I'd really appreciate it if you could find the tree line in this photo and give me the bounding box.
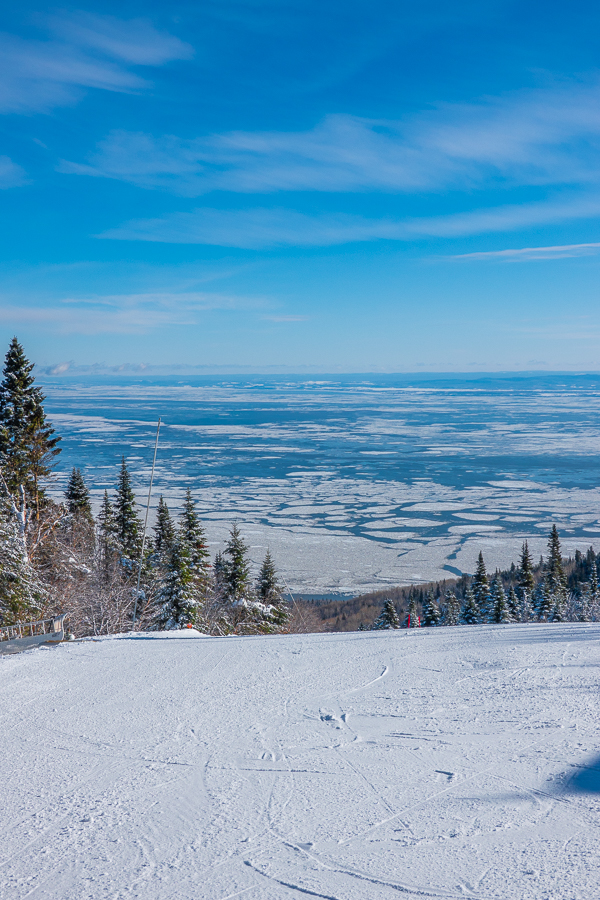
[365,526,600,630]
[0,338,289,636]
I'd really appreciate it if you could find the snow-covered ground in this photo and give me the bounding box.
[2,624,600,899]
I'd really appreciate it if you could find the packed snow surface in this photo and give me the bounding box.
[2,624,600,899]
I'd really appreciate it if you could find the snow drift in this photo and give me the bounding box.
[2,623,599,898]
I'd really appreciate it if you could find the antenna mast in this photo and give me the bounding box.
[132,417,161,629]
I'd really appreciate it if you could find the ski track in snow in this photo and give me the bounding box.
[2,624,600,898]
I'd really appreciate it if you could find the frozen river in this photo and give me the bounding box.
[42,373,600,594]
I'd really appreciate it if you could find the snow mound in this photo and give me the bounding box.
[2,623,600,898]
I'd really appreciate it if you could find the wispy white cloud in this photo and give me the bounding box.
[0,291,261,335]
[60,80,600,194]
[99,194,600,248]
[449,241,600,261]
[99,207,404,248]
[0,155,27,188]
[0,13,192,114]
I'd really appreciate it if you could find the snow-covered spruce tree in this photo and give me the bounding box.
[154,538,198,630]
[0,337,61,518]
[518,541,536,599]
[405,594,419,627]
[578,583,593,623]
[65,467,92,519]
[519,589,534,623]
[422,590,442,627]
[372,598,400,630]
[219,524,278,634]
[256,549,290,631]
[534,580,553,621]
[461,586,479,624]
[113,457,143,567]
[0,489,42,624]
[544,525,567,622]
[178,488,210,574]
[222,523,252,602]
[97,490,118,579]
[584,565,600,620]
[443,591,460,626]
[153,495,175,560]
[472,552,490,618]
[507,586,520,621]
[488,574,512,624]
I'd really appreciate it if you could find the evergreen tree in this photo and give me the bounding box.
[154,538,197,629]
[372,598,400,630]
[64,467,93,522]
[153,495,175,558]
[422,590,442,627]
[519,589,534,623]
[578,584,592,623]
[587,565,600,620]
[97,490,117,580]
[178,488,210,573]
[443,591,460,626]
[256,550,289,630]
[545,525,566,593]
[256,549,281,604]
[518,541,536,598]
[0,491,41,624]
[507,586,519,621]
[544,526,567,621]
[534,580,552,621]
[405,594,419,627]
[461,587,479,624]
[213,550,226,590]
[222,523,252,602]
[0,338,61,516]
[113,457,143,564]
[488,574,512,624]
[472,552,491,617]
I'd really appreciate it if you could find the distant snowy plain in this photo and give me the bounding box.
[3,623,600,898]
[42,375,600,594]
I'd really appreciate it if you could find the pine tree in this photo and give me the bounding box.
[544,525,567,621]
[255,550,289,631]
[153,495,175,558]
[488,574,512,624]
[222,523,252,603]
[0,338,61,516]
[0,491,41,624]
[113,457,143,564]
[256,549,281,604]
[65,467,93,523]
[507,586,520,621]
[443,591,460,626]
[422,591,442,627]
[405,594,419,627]
[178,488,210,573]
[97,490,117,580]
[472,552,490,617]
[461,587,479,624]
[372,598,400,630]
[154,538,197,629]
[519,589,534,623]
[534,580,552,621]
[518,541,536,598]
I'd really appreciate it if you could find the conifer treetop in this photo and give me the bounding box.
[0,337,61,507]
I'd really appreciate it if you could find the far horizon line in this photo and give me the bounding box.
[35,364,600,380]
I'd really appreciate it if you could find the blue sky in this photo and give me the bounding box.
[2,0,600,372]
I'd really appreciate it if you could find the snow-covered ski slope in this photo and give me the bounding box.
[2,624,600,899]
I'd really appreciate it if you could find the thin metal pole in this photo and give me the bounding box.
[132,418,161,628]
